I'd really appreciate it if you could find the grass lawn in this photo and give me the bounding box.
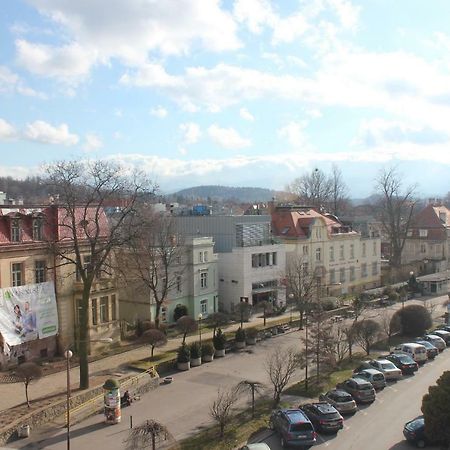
[128,351,177,371]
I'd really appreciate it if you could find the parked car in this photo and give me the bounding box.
[241,444,272,450]
[431,329,450,345]
[394,343,428,364]
[299,402,344,433]
[269,409,317,449]
[403,416,429,448]
[336,378,376,404]
[385,353,418,375]
[421,335,446,352]
[352,368,386,390]
[414,340,439,359]
[369,358,403,381]
[318,390,357,415]
[437,325,450,333]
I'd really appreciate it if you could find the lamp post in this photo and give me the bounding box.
[198,313,203,345]
[288,293,294,324]
[66,337,113,450]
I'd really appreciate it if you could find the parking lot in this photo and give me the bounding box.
[262,343,450,450]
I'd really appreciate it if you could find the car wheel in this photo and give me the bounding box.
[281,436,288,448]
[416,439,426,448]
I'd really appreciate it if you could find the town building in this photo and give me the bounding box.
[172,215,286,313]
[271,205,381,295]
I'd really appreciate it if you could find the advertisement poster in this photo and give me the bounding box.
[0,281,58,346]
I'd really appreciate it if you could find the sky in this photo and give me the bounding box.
[1,0,450,197]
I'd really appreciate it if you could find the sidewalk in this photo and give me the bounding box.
[0,311,293,413]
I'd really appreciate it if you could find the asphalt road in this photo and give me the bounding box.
[263,347,450,450]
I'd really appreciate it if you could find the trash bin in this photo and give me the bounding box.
[18,424,30,438]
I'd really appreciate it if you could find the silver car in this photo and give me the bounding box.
[353,368,386,390]
[319,389,357,414]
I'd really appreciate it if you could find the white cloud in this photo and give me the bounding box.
[239,107,254,121]
[208,124,251,149]
[22,0,240,82]
[0,119,17,139]
[24,120,79,145]
[150,106,168,118]
[179,122,201,145]
[15,39,96,83]
[278,121,309,147]
[0,65,47,98]
[83,133,103,151]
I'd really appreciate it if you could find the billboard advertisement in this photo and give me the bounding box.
[0,281,58,346]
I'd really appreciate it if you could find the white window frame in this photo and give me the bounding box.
[200,272,208,289]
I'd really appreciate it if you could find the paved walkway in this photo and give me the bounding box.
[0,311,292,413]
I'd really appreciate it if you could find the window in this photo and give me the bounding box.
[199,251,204,263]
[361,263,367,278]
[111,295,117,321]
[32,218,43,240]
[252,254,258,268]
[372,262,378,276]
[266,252,271,266]
[339,245,344,260]
[75,298,82,324]
[204,251,208,262]
[176,275,182,292]
[161,307,167,322]
[35,260,46,284]
[302,262,309,275]
[91,298,98,325]
[302,246,308,255]
[200,299,208,314]
[373,241,377,256]
[362,242,366,257]
[419,229,428,237]
[99,296,109,323]
[315,248,321,262]
[350,244,354,259]
[77,255,92,281]
[200,272,208,288]
[330,246,334,262]
[272,252,277,265]
[12,263,23,287]
[420,243,426,253]
[11,219,20,242]
[350,266,355,281]
[329,269,336,283]
[340,268,345,283]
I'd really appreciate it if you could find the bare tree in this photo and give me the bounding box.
[206,312,230,337]
[143,329,167,359]
[122,212,185,329]
[256,300,272,327]
[343,325,356,359]
[330,322,350,364]
[16,362,43,407]
[265,348,301,406]
[285,256,315,330]
[350,295,367,324]
[329,164,349,216]
[236,380,265,419]
[352,319,381,355]
[288,168,333,209]
[176,316,198,345]
[210,387,238,438]
[45,160,152,389]
[374,167,416,269]
[380,309,401,347]
[124,419,176,450]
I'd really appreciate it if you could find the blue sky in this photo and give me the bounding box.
[1,0,450,197]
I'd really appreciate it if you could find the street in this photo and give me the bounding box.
[263,345,450,450]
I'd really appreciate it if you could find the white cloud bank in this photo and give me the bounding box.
[0,119,17,139]
[24,120,79,145]
[208,124,251,149]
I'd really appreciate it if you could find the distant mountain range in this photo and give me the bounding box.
[172,185,282,203]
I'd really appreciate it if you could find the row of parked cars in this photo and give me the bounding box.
[266,325,450,449]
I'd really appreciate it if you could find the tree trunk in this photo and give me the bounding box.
[299,310,304,330]
[251,388,255,419]
[154,301,161,330]
[25,381,30,407]
[151,345,155,358]
[79,284,91,390]
[263,307,266,327]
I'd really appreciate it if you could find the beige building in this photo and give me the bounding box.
[271,205,381,296]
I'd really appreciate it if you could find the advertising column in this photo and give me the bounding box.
[103,378,121,424]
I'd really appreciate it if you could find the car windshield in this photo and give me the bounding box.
[381,362,396,370]
[407,417,424,431]
[373,374,384,380]
[290,422,313,432]
[358,384,372,390]
[395,355,414,363]
[337,394,353,402]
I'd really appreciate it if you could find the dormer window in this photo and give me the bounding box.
[11,219,21,242]
[33,218,43,241]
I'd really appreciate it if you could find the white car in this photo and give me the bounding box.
[423,334,446,351]
[370,359,402,380]
[241,443,272,450]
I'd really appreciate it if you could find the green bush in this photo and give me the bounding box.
[213,328,227,350]
[392,304,432,336]
[177,344,190,363]
[235,327,246,342]
[201,342,215,356]
[189,341,202,359]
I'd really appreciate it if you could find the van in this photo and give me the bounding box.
[395,343,427,364]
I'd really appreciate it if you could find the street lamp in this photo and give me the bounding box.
[66,337,113,450]
[288,293,294,324]
[198,313,203,345]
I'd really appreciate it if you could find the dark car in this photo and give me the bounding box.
[269,409,317,448]
[299,402,344,433]
[403,416,428,448]
[385,353,419,375]
[415,340,439,359]
[318,390,357,415]
[336,378,376,404]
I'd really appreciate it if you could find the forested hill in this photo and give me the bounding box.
[0,176,48,202]
[173,185,280,202]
